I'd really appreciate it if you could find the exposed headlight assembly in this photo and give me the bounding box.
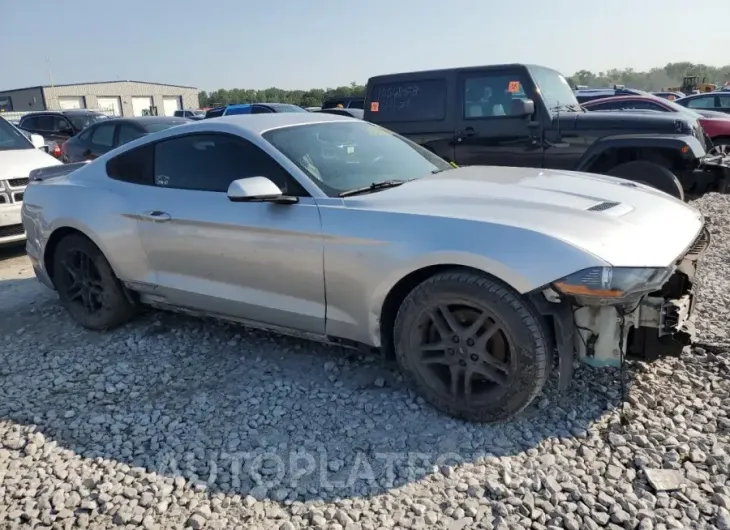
[552,266,673,306]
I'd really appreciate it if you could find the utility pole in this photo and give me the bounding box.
[45,56,54,88]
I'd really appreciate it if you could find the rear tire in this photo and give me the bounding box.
[51,234,138,330]
[606,160,685,201]
[392,270,550,423]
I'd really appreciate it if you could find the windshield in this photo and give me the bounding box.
[268,104,309,113]
[263,121,452,197]
[67,113,108,130]
[528,66,581,112]
[0,117,33,151]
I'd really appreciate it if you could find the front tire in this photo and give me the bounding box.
[51,234,138,330]
[606,160,685,201]
[708,137,730,157]
[393,270,550,423]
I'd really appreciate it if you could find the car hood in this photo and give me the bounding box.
[557,111,691,133]
[344,166,703,267]
[0,148,62,179]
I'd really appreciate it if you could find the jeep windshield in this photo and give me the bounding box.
[529,66,582,114]
[0,117,33,151]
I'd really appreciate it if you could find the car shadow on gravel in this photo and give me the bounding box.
[0,298,638,504]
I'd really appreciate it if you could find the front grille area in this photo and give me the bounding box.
[0,224,24,238]
[13,192,24,203]
[0,194,6,204]
[588,201,620,212]
[8,177,29,187]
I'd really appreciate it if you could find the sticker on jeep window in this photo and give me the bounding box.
[507,81,521,93]
[370,102,380,112]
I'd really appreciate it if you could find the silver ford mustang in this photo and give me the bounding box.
[21,113,710,423]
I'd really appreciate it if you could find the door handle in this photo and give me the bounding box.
[141,211,171,222]
[456,127,477,140]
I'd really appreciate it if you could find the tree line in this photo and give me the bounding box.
[197,62,730,108]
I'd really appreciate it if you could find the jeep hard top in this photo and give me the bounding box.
[364,63,730,199]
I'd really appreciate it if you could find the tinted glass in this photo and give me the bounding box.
[106,144,154,184]
[205,108,225,118]
[463,74,530,118]
[90,123,115,147]
[719,95,730,108]
[117,124,146,145]
[266,104,309,113]
[263,121,452,197]
[33,116,54,131]
[0,118,33,150]
[20,116,39,129]
[252,106,274,114]
[348,99,364,109]
[141,120,188,133]
[153,133,303,194]
[686,96,716,109]
[225,106,251,115]
[53,116,73,133]
[67,113,107,130]
[368,79,447,122]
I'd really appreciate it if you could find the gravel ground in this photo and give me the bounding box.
[1,195,730,530]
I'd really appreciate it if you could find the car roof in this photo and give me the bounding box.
[678,92,727,100]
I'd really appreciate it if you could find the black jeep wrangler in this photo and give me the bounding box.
[363,64,730,200]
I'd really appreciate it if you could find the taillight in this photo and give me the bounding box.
[55,143,64,158]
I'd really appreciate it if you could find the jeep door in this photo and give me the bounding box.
[453,68,542,168]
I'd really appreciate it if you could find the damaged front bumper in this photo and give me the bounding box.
[684,152,730,195]
[532,224,710,381]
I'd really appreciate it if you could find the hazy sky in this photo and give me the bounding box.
[4,0,729,92]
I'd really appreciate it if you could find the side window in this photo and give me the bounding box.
[686,96,716,109]
[251,105,274,114]
[348,99,364,109]
[90,123,115,147]
[117,124,145,146]
[20,116,38,129]
[463,74,529,118]
[33,116,54,131]
[77,128,93,141]
[205,108,225,118]
[589,101,622,111]
[153,134,306,195]
[719,95,730,109]
[52,116,73,133]
[369,79,447,122]
[106,144,154,185]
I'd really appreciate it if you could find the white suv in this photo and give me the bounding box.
[0,117,62,246]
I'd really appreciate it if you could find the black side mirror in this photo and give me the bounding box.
[512,98,535,117]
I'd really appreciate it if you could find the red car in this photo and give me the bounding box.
[581,95,730,157]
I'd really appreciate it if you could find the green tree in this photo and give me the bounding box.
[198,63,730,107]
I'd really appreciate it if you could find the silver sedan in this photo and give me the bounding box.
[21,113,709,422]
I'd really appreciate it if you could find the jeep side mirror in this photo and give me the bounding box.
[512,98,535,117]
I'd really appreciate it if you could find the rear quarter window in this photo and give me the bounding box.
[368,79,447,123]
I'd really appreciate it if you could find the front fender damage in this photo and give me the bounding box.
[530,225,707,389]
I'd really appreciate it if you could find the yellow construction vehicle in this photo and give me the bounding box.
[668,75,716,94]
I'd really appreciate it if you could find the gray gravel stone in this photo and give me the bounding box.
[1,193,730,529]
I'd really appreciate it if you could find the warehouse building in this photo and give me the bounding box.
[0,80,199,117]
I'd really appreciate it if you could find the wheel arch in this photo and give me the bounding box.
[575,135,701,174]
[44,223,113,281]
[376,261,529,358]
